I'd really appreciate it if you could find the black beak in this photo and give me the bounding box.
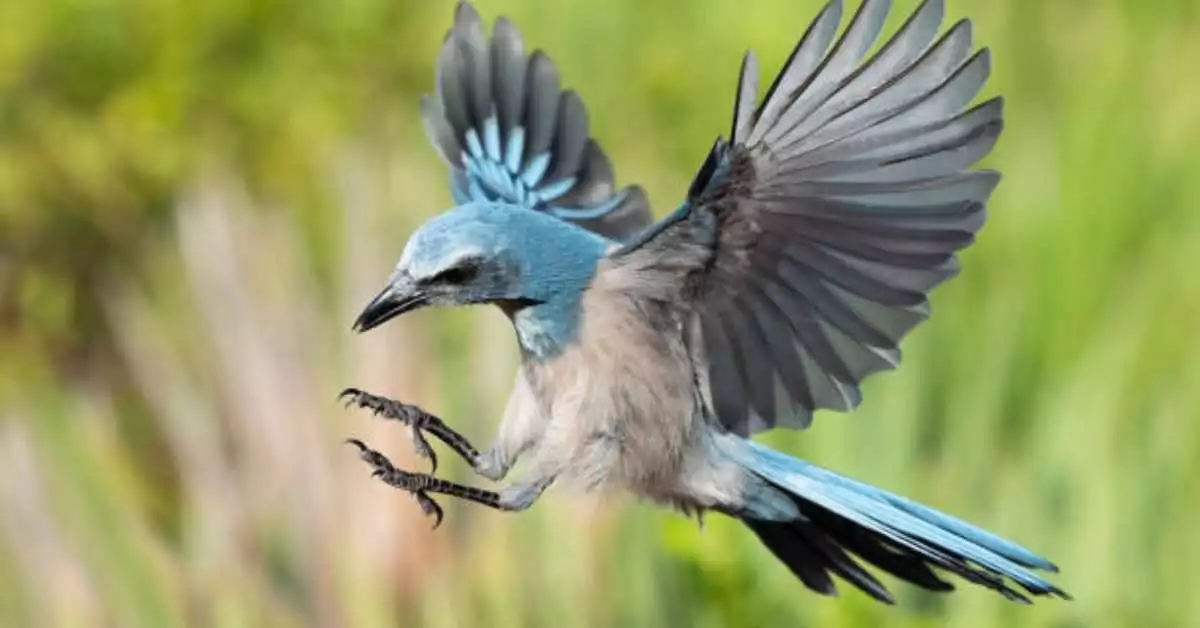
[352,277,427,333]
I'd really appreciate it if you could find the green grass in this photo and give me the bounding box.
[2,0,1199,626]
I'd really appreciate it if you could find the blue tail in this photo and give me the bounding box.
[723,439,1068,604]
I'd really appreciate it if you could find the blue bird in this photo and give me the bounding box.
[342,0,1068,604]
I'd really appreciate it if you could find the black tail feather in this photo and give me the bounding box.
[746,518,896,604]
[808,507,955,593]
[743,496,1062,604]
[746,519,839,597]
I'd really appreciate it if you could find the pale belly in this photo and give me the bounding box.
[526,387,748,513]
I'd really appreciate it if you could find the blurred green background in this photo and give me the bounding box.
[2,0,1198,626]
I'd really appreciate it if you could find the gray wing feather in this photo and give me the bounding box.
[422,2,653,240]
[421,94,461,165]
[786,18,975,154]
[746,0,843,146]
[726,297,778,425]
[764,0,891,146]
[490,18,526,133]
[703,313,747,426]
[453,3,492,126]
[547,90,589,185]
[557,140,613,206]
[437,32,472,140]
[522,52,560,168]
[774,0,946,148]
[618,0,1000,435]
[731,52,760,144]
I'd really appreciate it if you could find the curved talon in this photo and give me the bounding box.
[346,438,395,472]
[411,426,438,473]
[338,388,362,407]
[414,491,445,529]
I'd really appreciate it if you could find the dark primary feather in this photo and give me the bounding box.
[422,2,653,240]
[615,0,1002,435]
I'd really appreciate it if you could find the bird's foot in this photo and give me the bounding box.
[346,438,503,527]
[346,438,446,527]
[339,387,480,473]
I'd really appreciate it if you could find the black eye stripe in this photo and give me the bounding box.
[430,257,483,285]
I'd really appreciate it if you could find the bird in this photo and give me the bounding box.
[341,0,1069,605]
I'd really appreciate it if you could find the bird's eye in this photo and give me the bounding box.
[430,257,482,285]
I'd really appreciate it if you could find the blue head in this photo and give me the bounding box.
[353,202,609,356]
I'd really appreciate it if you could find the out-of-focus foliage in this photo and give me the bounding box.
[2,0,1198,626]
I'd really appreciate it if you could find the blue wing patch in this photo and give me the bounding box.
[424,3,652,240]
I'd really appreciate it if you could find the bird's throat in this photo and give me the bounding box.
[504,295,584,362]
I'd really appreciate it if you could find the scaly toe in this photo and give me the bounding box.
[345,438,394,472]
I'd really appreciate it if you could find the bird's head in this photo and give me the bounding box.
[352,202,608,332]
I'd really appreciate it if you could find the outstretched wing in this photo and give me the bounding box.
[615,0,1001,435]
[422,2,653,239]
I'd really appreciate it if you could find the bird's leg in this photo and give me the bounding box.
[347,439,552,527]
[496,474,555,512]
[471,445,520,482]
[339,388,480,473]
